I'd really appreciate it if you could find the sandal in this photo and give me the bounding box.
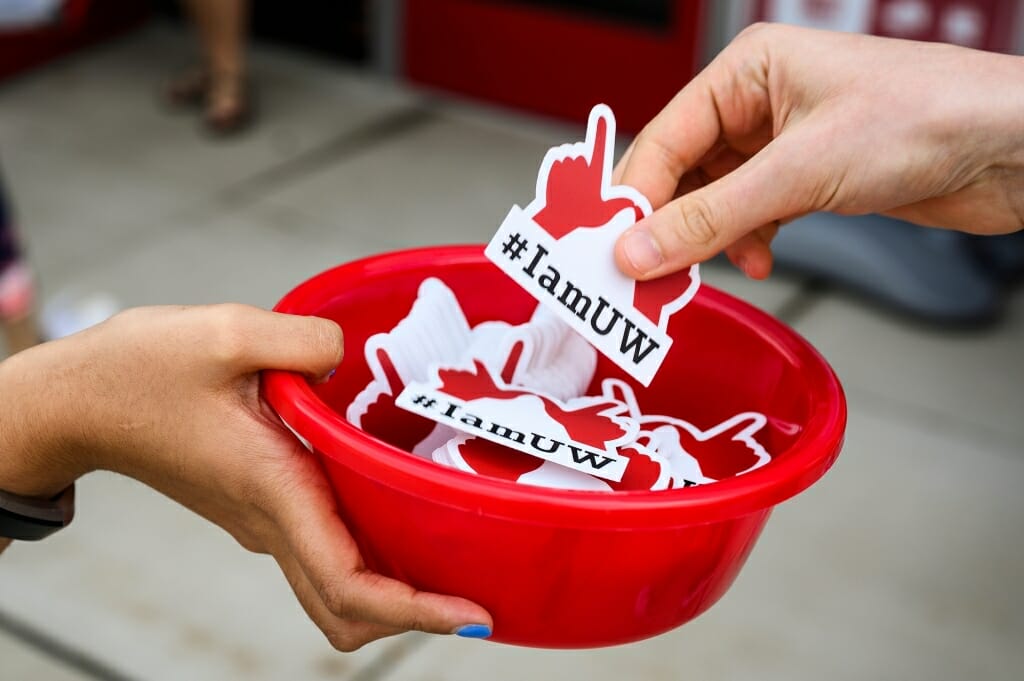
[203,70,254,136]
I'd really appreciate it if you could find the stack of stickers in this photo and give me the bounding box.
[346,104,773,492]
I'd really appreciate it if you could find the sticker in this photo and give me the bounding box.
[397,359,636,482]
[348,278,602,459]
[433,425,670,492]
[603,378,773,486]
[348,270,770,493]
[642,425,718,488]
[485,103,700,386]
[346,278,472,456]
[593,380,672,491]
[606,442,671,491]
[497,304,597,402]
[640,412,773,482]
[437,433,613,491]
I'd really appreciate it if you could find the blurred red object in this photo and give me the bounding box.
[0,0,148,82]
[401,0,706,134]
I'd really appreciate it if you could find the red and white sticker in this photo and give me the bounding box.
[397,359,636,482]
[485,103,700,386]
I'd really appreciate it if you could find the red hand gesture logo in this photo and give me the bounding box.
[632,269,697,326]
[532,110,641,239]
[437,360,630,450]
[606,444,669,492]
[455,437,544,482]
[643,413,772,481]
[522,105,701,332]
[359,348,438,452]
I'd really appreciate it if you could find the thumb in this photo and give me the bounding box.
[235,308,344,380]
[615,139,813,279]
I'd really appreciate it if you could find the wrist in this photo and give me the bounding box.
[0,344,89,498]
[931,48,1024,230]
[980,54,1024,170]
[983,53,1024,229]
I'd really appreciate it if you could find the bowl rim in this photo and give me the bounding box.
[263,245,847,526]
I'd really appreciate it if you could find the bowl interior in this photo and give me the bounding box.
[269,246,844,521]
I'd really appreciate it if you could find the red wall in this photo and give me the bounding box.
[402,0,706,133]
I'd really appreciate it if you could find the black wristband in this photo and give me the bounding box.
[0,484,75,541]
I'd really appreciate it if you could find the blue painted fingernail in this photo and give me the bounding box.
[454,624,492,639]
[326,368,336,380]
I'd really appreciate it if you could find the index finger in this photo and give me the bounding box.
[587,109,615,185]
[273,472,493,636]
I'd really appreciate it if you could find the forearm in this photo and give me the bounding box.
[874,42,1024,233]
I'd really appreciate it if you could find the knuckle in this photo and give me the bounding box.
[208,303,256,364]
[244,479,281,520]
[233,529,269,555]
[319,576,356,620]
[104,306,157,336]
[397,591,440,634]
[736,21,772,42]
[674,197,720,247]
[392,602,429,633]
[325,628,364,653]
[403,614,429,634]
[108,306,143,325]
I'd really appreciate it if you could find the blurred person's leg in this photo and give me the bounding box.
[0,170,41,356]
[184,0,251,134]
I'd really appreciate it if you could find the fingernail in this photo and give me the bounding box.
[454,624,492,639]
[622,226,664,275]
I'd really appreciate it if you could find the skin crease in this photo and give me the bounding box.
[0,305,491,651]
[612,24,1024,282]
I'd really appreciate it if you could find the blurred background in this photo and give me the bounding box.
[0,1,1022,679]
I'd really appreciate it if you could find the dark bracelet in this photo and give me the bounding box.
[0,484,75,541]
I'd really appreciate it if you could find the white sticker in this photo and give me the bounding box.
[346,278,473,457]
[397,359,636,482]
[485,103,700,386]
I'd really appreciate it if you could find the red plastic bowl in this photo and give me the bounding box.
[263,245,846,648]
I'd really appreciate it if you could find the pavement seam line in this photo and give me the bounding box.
[217,106,438,207]
[0,607,140,681]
